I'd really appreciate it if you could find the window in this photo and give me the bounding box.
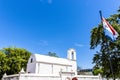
[30,58,33,63]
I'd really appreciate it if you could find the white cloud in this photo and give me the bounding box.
[75,43,84,47]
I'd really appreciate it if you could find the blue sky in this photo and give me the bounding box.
[0,0,120,69]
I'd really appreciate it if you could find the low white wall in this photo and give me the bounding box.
[2,73,102,80]
[19,74,61,80]
[2,74,61,80]
[76,75,101,80]
[2,74,19,80]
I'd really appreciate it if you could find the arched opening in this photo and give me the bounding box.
[72,51,74,60]
[30,58,33,63]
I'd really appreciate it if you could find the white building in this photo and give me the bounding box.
[2,48,101,80]
[27,48,77,76]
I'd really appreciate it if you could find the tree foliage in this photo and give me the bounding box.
[0,51,9,79]
[92,66,103,75]
[90,8,120,79]
[0,47,31,79]
[47,52,59,57]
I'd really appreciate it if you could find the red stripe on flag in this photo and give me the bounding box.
[102,18,116,35]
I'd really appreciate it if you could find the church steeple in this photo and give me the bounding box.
[67,48,76,60]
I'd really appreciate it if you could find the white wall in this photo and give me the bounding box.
[37,63,52,75]
[70,60,77,75]
[51,64,72,75]
[27,61,75,75]
[53,65,61,75]
[36,62,72,76]
[27,63,36,73]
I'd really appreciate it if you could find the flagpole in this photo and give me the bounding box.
[99,10,102,22]
[99,10,115,80]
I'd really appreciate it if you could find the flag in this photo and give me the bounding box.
[102,17,119,41]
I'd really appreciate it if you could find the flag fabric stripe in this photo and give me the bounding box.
[106,20,115,35]
[102,18,116,35]
[102,17,119,41]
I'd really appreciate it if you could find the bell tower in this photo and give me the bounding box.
[67,48,76,60]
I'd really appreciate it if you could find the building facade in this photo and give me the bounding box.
[26,48,77,76]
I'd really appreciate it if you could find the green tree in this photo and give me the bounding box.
[1,47,31,75]
[92,66,103,75]
[0,51,9,79]
[90,8,120,79]
[47,52,59,57]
